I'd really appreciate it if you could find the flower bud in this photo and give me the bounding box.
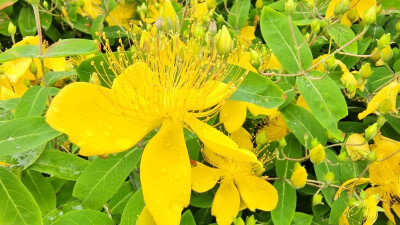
[377,116,386,128]
[324,171,335,185]
[217,25,232,56]
[396,21,400,34]
[29,62,37,75]
[381,46,393,62]
[291,162,307,189]
[193,24,205,41]
[304,0,313,8]
[209,21,217,35]
[367,150,376,162]
[256,131,268,146]
[155,17,164,31]
[378,34,391,50]
[360,63,372,79]
[362,6,376,26]
[285,0,296,15]
[370,48,381,62]
[334,0,349,16]
[346,133,369,161]
[8,22,16,36]
[313,194,323,205]
[378,98,392,114]
[325,55,336,70]
[376,5,382,14]
[250,49,261,69]
[43,0,49,9]
[311,20,320,34]
[337,151,347,162]
[245,215,256,225]
[205,0,216,9]
[233,218,245,225]
[347,8,357,22]
[309,144,325,164]
[365,123,378,141]
[24,79,31,88]
[255,0,263,9]
[279,137,287,149]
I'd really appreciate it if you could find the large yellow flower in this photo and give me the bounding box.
[46,33,258,225]
[191,148,278,225]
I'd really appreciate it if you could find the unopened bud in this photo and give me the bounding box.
[29,62,37,75]
[291,162,307,189]
[377,116,386,128]
[378,34,391,50]
[245,215,256,225]
[367,150,377,162]
[325,55,336,70]
[313,194,323,205]
[256,131,268,146]
[155,17,164,31]
[233,218,245,225]
[360,63,372,79]
[43,0,49,9]
[347,8,357,22]
[309,144,326,164]
[24,79,31,88]
[334,0,349,16]
[365,123,378,141]
[217,25,232,56]
[311,20,320,34]
[279,137,287,148]
[8,22,16,36]
[337,151,347,162]
[362,6,376,26]
[370,48,381,62]
[285,0,296,15]
[376,5,382,14]
[250,49,261,68]
[346,133,369,161]
[324,171,335,185]
[205,0,216,9]
[396,21,400,34]
[347,81,357,94]
[208,21,217,34]
[255,0,263,9]
[304,0,313,8]
[381,46,393,62]
[194,24,205,41]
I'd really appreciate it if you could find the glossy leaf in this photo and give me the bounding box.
[44,39,97,58]
[45,70,77,86]
[296,72,347,141]
[329,192,348,224]
[291,212,313,225]
[120,188,145,225]
[52,209,114,225]
[180,210,196,225]
[0,45,39,63]
[73,148,142,209]
[18,6,36,37]
[327,23,357,54]
[276,134,302,178]
[228,0,251,30]
[0,166,42,225]
[108,181,135,214]
[260,7,313,74]
[271,180,296,225]
[0,117,60,156]
[15,86,49,118]
[29,149,89,180]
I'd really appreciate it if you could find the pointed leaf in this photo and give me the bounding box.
[120,189,145,225]
[228,0,251,30]
[327,23,357,54]
[44,39,97,58]
[271,180,296,225]
[52,209,114,225]
[15,86,49,118]
[276,134,302,178]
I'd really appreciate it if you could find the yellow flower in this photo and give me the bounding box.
[240,26,256,46]
[325,0,376,26]
[345,133,370,161]
[230,127,254,150]
[46,33,258,225]
[291,162,307,189]
[309,144,326,164]
[191,148,278,225]
[256,112,289,142]
[358,81,400,119]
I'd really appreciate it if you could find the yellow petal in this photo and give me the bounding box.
[13,36,39,46]
[3,58,32,83]
[44,57,66,71]
[188,81,230,111]
[220,100,247,133]
[235,175,278,211]
[296,95,310,111]
[263,53,282,70]
[46,82,161,156]
[356,0,376,18]
[230,127,253,150]
[137,206,157,225]
[0,161,10,167]
[246,103,278,117]
[191,162,221,193]
[140,118,191,225]
[212,179,240,225]
[358,81,400,119]
[325,0,341,19]
[257,113,289,142]
[240,26,256,43]
[391,204,400,223]
[185,117,257,162]
[0,86,18,100]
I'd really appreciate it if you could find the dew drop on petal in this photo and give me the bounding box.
[170,202,182,213]
[53,107,59,113]
[113,137,133,150]
[174,173,180,179]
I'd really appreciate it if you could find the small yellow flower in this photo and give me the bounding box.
[46,32,258,225]
[345,133,370,161]
[358,81,400,119]
[256,112,289,142]
[309,144,326,164]
[291,162,307,189]
[191,148,278,225]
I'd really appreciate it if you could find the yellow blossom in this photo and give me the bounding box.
[325,0,376,26]
[309,144,326,164]
[256,112,289,142]
[191,148,278,225]
[46,32,258,225]
[358,81,400,119]
[240,26,256,46]
[345,133,370,160]
[230,127,254,150]
[291,162,307,189]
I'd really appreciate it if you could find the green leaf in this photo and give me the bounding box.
[271,180,296,225]
[0,98,20,110]
[329,192,349,224]
[276,134,302,178]
[44,39,97,58]
[230,68,285,108]
[365,67,392,93]
[296,72,347,141]
[73,148,142,209]
[228,0,251,31]
[15,86,49,118]
[18,6,37,37]
[108,181,135,214]
[0,166,42,225]
[29,149,89,180]
[21,170,56,214]
[0,0,17,10]
[120,189,145,225]
[180,210,196,225]
[314,149,341,206]
[91,15,106,41]
[291,212,313,225]
[76,53,117,85]
[0,117,60,156]
[327,23,357,54]
[190,190,214,208]
[52,209,114,225]
[4,144,45,171]
[260,7,313,74]
[386,114,400,134]
[0,45,39,63]
[340,158,368,183]
[45,70,77,86]
[39,10,52,31]
[281,103,327,147]
[339,38,371,68]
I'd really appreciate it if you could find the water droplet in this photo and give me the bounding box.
[170,202,182,213]
[85,130,93,137]
[15,145,20,149]
[113,137,133,150]
[53,107,59,113]
[7,137,13,141]
[104,131,110,136]
[77,140,86,146]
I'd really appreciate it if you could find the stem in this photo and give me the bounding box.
[32,4,49,88]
